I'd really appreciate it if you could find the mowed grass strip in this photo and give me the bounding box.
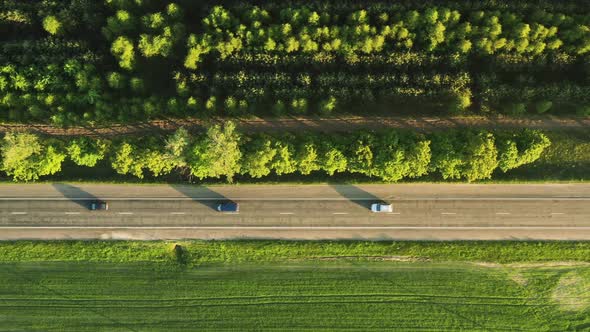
[2,262,588,331]
[1,240,590,264]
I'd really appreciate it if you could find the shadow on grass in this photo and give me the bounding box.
[170,184,228,211]
[328,184,383,210]
[52,183,98,210]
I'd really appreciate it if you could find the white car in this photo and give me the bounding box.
[371,203,393,213]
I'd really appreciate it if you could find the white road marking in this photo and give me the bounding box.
[65,212,80,215]
[388,212,401,215]
[441,212,456,215]
[118,212,133,215]
[3,226,590,230]
[496,212,510,215]
[551,212,565,215]
[333,212,349,215]
[279,212,294,215]
[10,212,27,215]
[170,212,186,215]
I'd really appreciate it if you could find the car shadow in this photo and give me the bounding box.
[329,184,383,210]
[170,184,228,211]
[52,183,99,210]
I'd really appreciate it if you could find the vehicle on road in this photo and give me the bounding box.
[371,202,392,213]
[89,201,109,211]
[217,201,239,212]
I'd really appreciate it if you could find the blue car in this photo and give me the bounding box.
[216,201,239,212]
[90,201,109,211]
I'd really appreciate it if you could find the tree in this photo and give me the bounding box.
[0,132,65,181]
[111,36,135,70]
[270,139,297,175]
[319,96,337,115]
[461,132,498,182]
[241,136,277,178]
[67,137,108,167]
[296,140,320,175]
[164,127,191,168]
[111,141,145,178]
[497,130,550,172]
[107,72,126,89]
[430,132,464,180]
[320,142,347,175]
[348,133,374,176]
[449,90,472,113]
[188,121,242,181]
[43,16,62,35]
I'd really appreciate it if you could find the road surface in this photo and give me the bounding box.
[0,183,589,240]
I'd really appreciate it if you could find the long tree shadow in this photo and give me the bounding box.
[170,184,228,211]
[329,184,383,210]
[52,183,98,210]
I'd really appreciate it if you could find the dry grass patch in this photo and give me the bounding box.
[552,271,590,311]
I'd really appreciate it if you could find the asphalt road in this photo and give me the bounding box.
[1,183,589,240]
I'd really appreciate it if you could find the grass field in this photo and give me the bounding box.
[1,261,589,331]
[2,241,590,264]
[1,241,590,330]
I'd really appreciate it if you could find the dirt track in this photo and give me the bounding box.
[0,115,589,137]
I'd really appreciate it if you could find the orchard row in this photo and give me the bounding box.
[1,1,589,124]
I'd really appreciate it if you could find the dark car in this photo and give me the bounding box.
[89,201,109,211]
[216,201,239,212]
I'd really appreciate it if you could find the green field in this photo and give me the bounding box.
[1,241,590,330]
[1,261,589,331]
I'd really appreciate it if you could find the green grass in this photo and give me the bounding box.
[2,241,590,330]
[1,241,590,264]
[1,261,589,331]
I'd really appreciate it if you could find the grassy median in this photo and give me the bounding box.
[1,241,590,330]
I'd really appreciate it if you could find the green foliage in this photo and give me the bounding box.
[67,137,108,167]
[107,72,126,89]
[164,127,191,168]
[535,100,553,114]
[461,132,498,181]
[111,141,145,178]
[320,143,347,176]
[504,102,527,116]
[497,130,551,172]
[188,121,242,181]
[111,36,135,70]
[241,136,277,178]
[2,1,590,124]
[42,16,62,35]
[0,132,65,181]
[296,140,320,175]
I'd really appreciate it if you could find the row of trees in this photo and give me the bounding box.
[184,5,590,70]
[0,123,551,182]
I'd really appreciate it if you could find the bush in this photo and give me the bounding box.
[535,100,553,114]
[505,103,527,116]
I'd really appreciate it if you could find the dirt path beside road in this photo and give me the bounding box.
[0,115,588,137]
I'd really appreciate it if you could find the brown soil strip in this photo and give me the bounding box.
[0,115,588,137]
